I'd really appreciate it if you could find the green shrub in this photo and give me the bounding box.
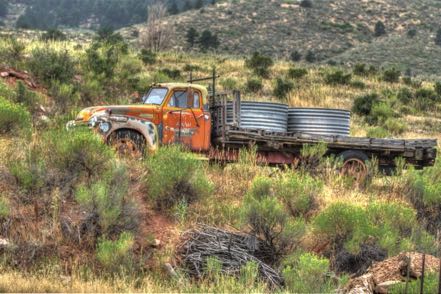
[368,102,394,124]
[245,52,274,78]
[14,81,41,111]
[198,30,219,51]
[407,28,417,38]
[85,37,128,81]
[0,37,26,68]
[382,68,401,83]
[353,63,368,76]
[389,273,439,294]
[113,55,143,93]
[144,145,212,210]
[76,164,129,233]
[283,253,335,293]
[374,21,386,37]
[350,80,366,89]
[287,67,308,79]
[49,82,79,113]
[44,129,114,179]
[397,87,414,104]
[27,47,76,86]
[274,172,322,218]
[290,50,302,62]
[407,159,441,206]
[96,232,134,269]
[434,81,441,96]
[324,70,352,85]
[273,78,294,100]
[305,50,316,63]
[220,78,238,90]
[0,96,31,135]
[159,68,182,79]
[8,149,46,194]
[313,202,434,255]
[313,202,368,248]
[300,0,313,8]
[139,49,157,65]
[0,81,15,98]
[366,127,389,138]
[299,142,328,173]
[240,176,306,260]
[245,77,263,93]
[413,88,439,111]
[406,159,441,235]
[384,118,406,135]
[0,196,10,218]
[352,93,380,116]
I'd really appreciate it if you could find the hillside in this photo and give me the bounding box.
[0,0,213,30]
[0,28,441,292]
[123,0,441,75]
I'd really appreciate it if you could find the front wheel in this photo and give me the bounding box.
[108,130,146,158]
[339,150,370,184]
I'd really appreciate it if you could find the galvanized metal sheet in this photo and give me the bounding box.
[227,101,288,133]
[288,108,351,136]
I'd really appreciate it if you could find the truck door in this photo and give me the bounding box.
[162,88,210,151]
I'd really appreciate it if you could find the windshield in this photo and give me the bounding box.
[143,88,168,105]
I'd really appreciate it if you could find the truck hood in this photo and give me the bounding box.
[75,105,160,122]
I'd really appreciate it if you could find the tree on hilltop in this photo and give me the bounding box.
[186,27,199,48]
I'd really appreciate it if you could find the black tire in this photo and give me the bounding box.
[109,130,146,158]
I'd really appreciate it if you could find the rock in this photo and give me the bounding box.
[346,273,375,294]
[344,252,441,293]
[0,72,9,77]
[374,280,401,294]
[151,239,161,248]
[163,263,178,278]
[0,238,11,248]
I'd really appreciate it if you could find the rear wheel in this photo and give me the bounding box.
[108,130,146,158]
[339,150,370,184]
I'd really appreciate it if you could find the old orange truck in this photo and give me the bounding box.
[68,79,437,177]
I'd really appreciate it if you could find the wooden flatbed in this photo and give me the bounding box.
[209,92,437,170]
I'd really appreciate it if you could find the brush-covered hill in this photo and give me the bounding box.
[0,0,213,29]
[123,0,441,75]
[0,30,441,292]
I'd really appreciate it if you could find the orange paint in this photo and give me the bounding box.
[75,83,212,152]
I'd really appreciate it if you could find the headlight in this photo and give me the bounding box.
[99,122,111,133]
[88,116,98,127]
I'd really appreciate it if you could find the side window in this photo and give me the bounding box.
[193,91,200,108]
[168,89,201,109]
[168,90,187,108]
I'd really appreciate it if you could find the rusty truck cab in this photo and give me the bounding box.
[144,83,212,152]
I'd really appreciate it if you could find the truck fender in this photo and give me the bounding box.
[106,118,159,153]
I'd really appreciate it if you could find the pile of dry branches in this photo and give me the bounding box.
[177,226,284,288]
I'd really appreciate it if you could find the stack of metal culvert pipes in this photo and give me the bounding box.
[287,108,351,136]
[226,101,351,136]
[226,101,288,133]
